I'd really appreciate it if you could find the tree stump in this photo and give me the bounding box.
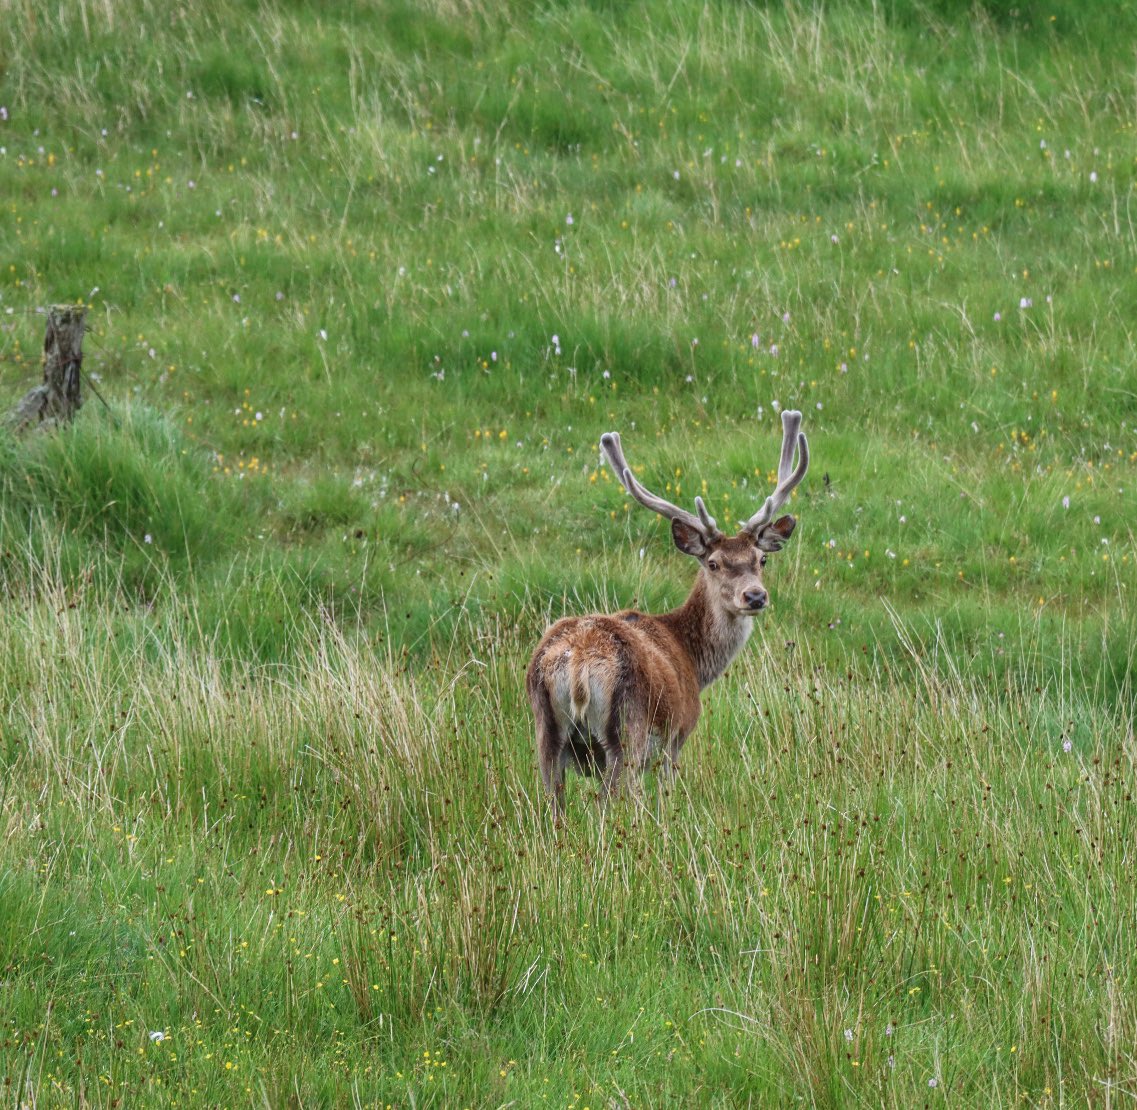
[7,305,88,432]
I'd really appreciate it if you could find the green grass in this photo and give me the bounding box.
[1,0,1136,1103]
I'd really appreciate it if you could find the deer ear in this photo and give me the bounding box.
[671,518,710,558]
[755,514,796,552]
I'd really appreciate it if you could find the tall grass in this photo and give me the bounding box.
[0,552,1132,1103]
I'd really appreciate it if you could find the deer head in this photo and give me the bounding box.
[600,410,809,616]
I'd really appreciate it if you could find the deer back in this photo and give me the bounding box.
[527,609,702,743]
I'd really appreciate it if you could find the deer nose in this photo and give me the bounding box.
[743,588,768,611]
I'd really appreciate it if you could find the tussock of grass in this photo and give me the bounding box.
[1,404,231,545]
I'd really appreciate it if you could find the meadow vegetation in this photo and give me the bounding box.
[1,0,1135,1104]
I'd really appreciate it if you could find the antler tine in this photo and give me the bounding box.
[777,410,802,482]
[743,410,810,535]
[600,432,718,537]
[694,495,718,534]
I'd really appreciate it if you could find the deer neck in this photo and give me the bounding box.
[659,572,753,690]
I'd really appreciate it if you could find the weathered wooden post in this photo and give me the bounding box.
[7,304,88,431]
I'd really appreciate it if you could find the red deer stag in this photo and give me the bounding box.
[526,410,809,818]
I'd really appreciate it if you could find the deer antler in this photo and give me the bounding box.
[600,432,722,540]
[743,410,810,536]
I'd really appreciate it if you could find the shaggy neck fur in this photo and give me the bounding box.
[659,572,754,690]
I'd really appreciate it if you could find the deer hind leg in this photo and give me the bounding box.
[650,728,688,821]
[659,728,688,790]
[598,747,625,811]
[599,700,650,812]
[596,703,625,812]
[530,682,568,823]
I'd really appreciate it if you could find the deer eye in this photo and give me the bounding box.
[759,555,768,568]
[707,559,720,572]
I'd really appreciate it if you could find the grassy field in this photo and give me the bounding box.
[2,0,1136,1104]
